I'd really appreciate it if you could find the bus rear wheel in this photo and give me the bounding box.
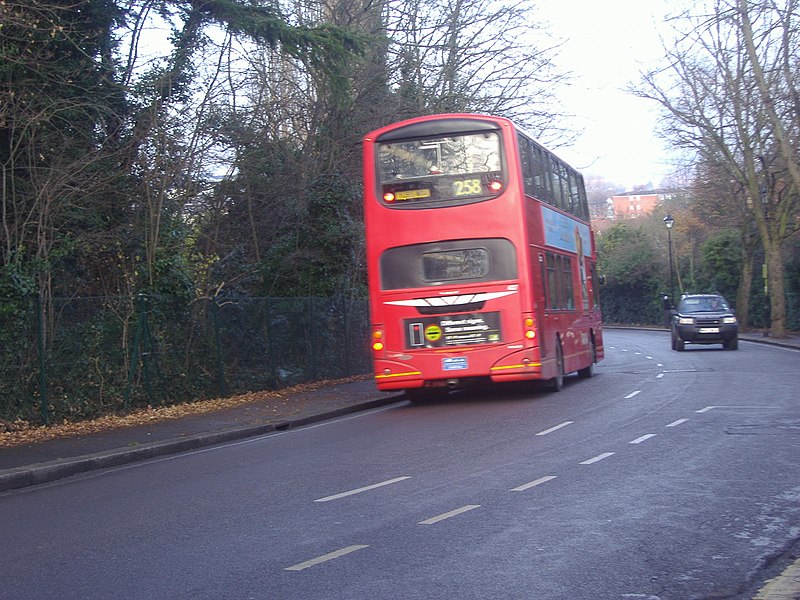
[544,342,564,392]
[577,340,595,379]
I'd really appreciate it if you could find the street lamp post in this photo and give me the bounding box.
[663,214,675,308]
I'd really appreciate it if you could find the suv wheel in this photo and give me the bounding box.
[724,337,738,350]
[672,333,685,352]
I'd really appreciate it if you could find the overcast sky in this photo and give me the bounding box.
[536,0,683,189]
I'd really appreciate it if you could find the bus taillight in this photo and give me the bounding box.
[383,192,396,202]
[488,180,503,193]
[372,329,385,351]
[524,317,536,339]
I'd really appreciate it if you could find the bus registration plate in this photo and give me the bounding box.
[395,188,431,200]
[443,357,468,371]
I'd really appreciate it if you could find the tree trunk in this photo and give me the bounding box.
[764,237,787,337]
[736,236,753,330]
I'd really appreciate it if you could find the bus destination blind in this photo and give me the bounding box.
[404,312,502,349]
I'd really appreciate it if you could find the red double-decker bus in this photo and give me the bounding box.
[363,114,603,397]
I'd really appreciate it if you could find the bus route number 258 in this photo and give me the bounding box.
[453,179,482,196]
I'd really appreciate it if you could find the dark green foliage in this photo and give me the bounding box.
[594,213,799,331]
[0,295,370,425]
[781,238,800,330]
[597,224,658,286]
[1,0,129,300]
[0,0,123,155]
[257,175,365,298]
[698,228,742,300]
[197,0,367,59]
[0,298,38,423]
[597,223,666,324]
[187,0,368,108]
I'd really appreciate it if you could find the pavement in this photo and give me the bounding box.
[1,330,798,494]
[0,378,405,493]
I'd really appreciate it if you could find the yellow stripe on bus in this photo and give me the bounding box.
[490,363,541,371]
[375,371,423,379]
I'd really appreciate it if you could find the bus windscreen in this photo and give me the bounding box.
[377,132,504,207]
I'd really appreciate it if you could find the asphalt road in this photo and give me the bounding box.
[2,329,799,600]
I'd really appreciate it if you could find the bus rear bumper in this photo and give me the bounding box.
[373,359,424,390]
[489,348,543,383]
[373,346,547,389]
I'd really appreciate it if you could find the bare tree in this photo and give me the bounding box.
[384,0,570,140]
[735,0,800,335]
[636,0,800,336]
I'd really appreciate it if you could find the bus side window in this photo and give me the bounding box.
[577,174,589,220]
[568,170,580,215]
[518,134,534,196]
[546,252,558,309]
[557,162,570,213]
[544,252,577,310]
[548,157,561,210]
[562,255,574,310]
[531,144,547,203]
[538,253,548,307]
[580,257,592,310]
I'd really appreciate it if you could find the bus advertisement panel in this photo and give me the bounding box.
[363,114,603,396]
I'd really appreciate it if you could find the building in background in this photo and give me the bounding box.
[610,193,660,219]
[591,189,677,233]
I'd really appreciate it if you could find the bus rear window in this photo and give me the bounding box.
[377,132,504,208]
[381,238,517,290]
[423,248,490,281]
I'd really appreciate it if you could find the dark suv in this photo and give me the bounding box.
[671,294,739,351]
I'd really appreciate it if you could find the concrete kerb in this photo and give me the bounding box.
[0,395,402,493]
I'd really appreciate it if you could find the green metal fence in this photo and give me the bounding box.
[0,295,371,426]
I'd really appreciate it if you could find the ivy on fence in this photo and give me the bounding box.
[0,295,370,426]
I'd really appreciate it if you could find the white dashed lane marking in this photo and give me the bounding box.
[419,505,481,525]
[580,452,615,465]
[536,421,573,436]
[510,475,557,492]
[315,476,411,502]
[630,434,657,444]
[285,545,369,571]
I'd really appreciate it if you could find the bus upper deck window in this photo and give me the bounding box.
[377,132,504,208]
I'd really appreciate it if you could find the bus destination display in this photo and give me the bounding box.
[405,312,502,348]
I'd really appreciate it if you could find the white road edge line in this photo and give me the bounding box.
[666,418,689,427]
[419,505,481,525]
[511,475,557,492]
[630,434,657,444]
[536,421,574,436]
[315,476,411,502]
[580,452,615,465]
[285,545,369,571]
[625,390,641,399]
